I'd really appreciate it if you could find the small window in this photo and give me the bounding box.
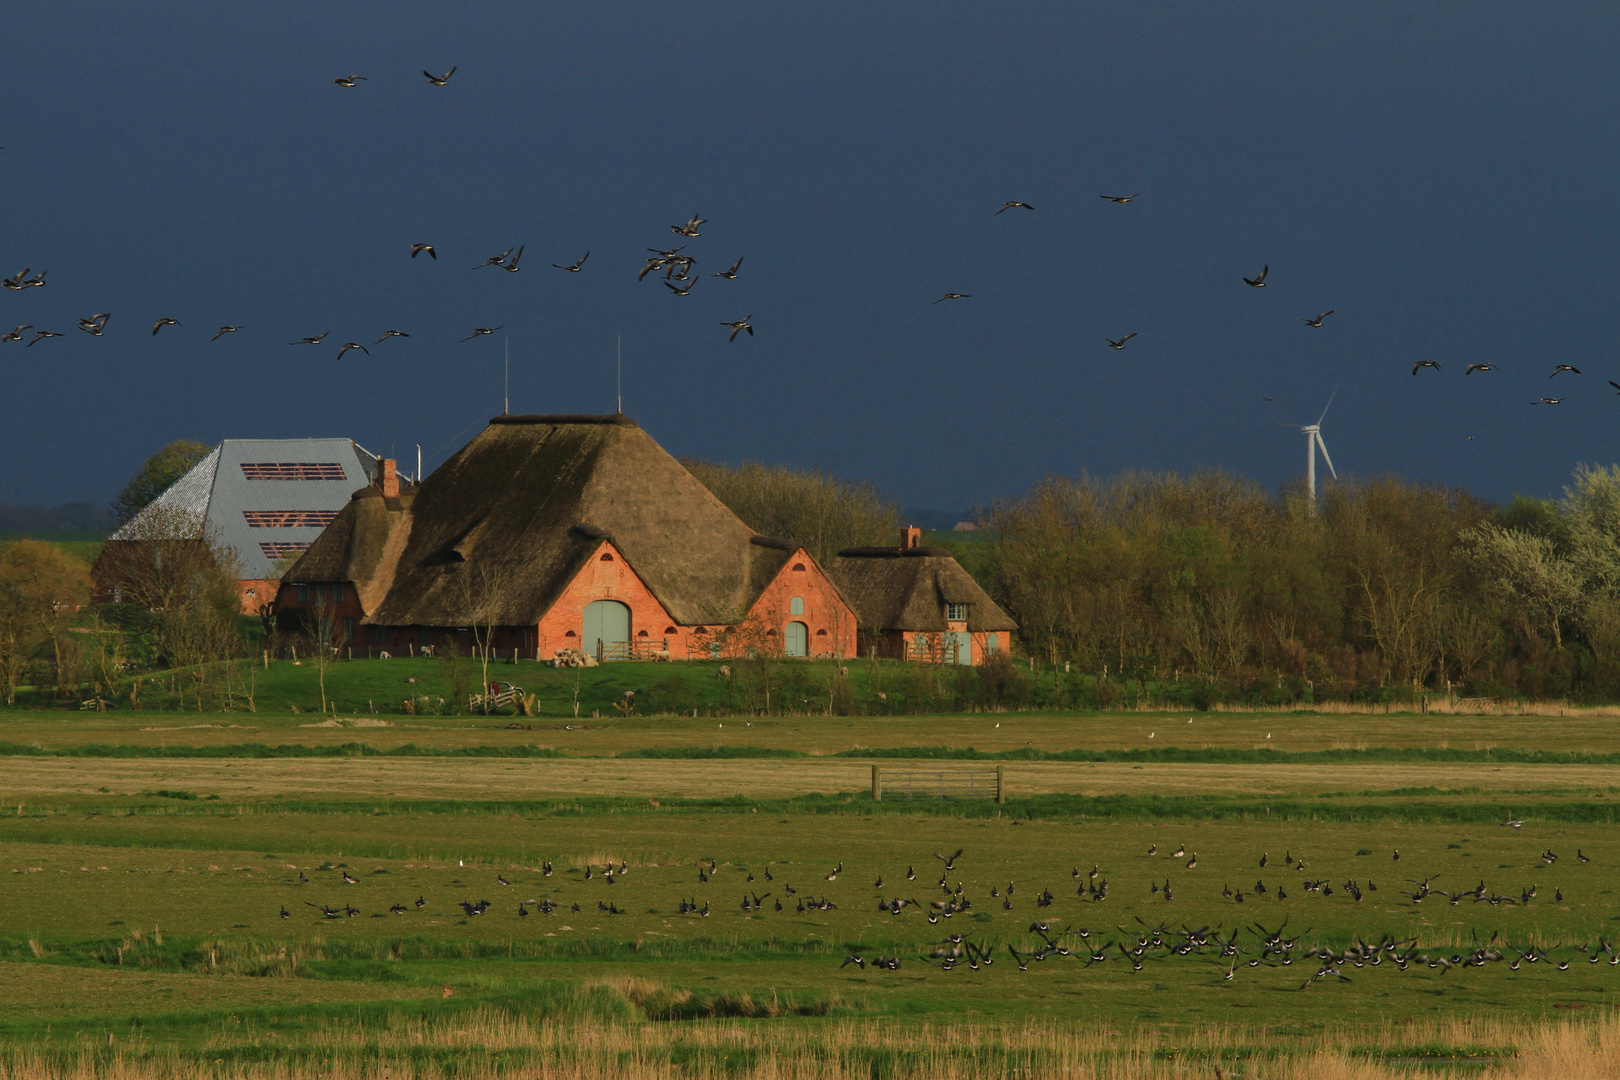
[693,626,708,635]
[244,588,257,599]
[600,552,614,561]
[987,632,999,653]
[637,629,649,637]
[333,582,346,603]
[790,596,804,615]
[946,603,967,621]
[664,626,677,634]
[342,618,355,643]
[792,563,806,572]
[565,629,577,637]
[296,583,311,603]
[816,628,827,636]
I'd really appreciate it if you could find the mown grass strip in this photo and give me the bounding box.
[0,741,566,759]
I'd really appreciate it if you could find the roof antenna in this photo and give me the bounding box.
[616,334,623,415]
[503,337,510,416]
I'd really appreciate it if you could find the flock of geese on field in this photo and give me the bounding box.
[276,830,1607,991]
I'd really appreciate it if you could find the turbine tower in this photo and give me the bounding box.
[1288,389,1337,513]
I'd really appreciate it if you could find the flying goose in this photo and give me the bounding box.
[151,317,180,335]
[1100,193,1140,203]
[423,66,457,86]
[712,256,743,279]
[1,325,30,343]
[501,245,524,272]
[1243,265,1269,287]
[553,252,589,272]
[1302,311,1334,327]
[460,326,503,341]
[77,313,110,336]
[291,333,329,345]
[1550,364,1582,377]
[333,76,366,87]
[1532,397,1564,405]
[1412,361,1440,375]
[934,293,971,303]
[410,243,437,259]
[721,317,753,341]
[335,341,370,361]
[671,215,707,238]
[1465,363,1496,375]
[374,330,409,344]
[212,325,241,340]
[1106,333,1137,349]
[474,247,515,269]
[665,278,695,296]
[996,201,1034,214]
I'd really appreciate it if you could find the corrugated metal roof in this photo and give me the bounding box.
[113,438,377,579]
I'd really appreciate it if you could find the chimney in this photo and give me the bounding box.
[379,458,399,499]
[901,526,922,550]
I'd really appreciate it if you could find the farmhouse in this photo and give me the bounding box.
[273,414,859,660]
[94,438,385,614]
[830,527,1017,664]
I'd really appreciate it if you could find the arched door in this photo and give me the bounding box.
[583,600,631,659]
[784,621,809,657]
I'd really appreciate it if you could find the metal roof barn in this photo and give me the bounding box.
[111,438,379,579]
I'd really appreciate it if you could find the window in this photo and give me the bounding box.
[637,629,649,637]
[296,583,311,603]
[946,603,968,621]
[790,596,804,615]
[599,552,614,561]
[342,618,355,642]
[332,582,346,602]
[792,563,806,572]
[986,632,999,654]
[240,462,347,481]
[243,511,338,528]
[664,626,677,634]
[693,626,708,635]
[259,541,312,559]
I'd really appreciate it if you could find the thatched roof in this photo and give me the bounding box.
[829,546,1017,633]
[283,415,799,627]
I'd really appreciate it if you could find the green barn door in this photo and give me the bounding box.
[948,631,973,665]
[583,600,631,659]
[784,621,809,657]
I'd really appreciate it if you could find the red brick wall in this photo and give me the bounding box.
[740,549,857,659]
[859,627,1011,665]
[535,541,684,659]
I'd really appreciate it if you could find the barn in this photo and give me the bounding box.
[273,415,859,661]
[95,438,384,614]
[830,527,1018,665]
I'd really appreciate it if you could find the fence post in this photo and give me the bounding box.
[871,765,882,802]
[995,764,1005,804]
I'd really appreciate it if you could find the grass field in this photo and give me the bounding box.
[4,692,1620,1077]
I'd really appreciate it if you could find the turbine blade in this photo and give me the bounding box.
[1315,431,1337,479]
[1316,386,1339,426]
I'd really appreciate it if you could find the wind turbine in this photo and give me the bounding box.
[1284,389,1338,512]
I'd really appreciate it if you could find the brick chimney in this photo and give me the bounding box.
[379,458,399,499]
[901,526,922,550]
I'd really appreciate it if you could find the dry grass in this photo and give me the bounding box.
[1,1010,1619,1078]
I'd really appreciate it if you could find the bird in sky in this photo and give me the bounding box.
[0,268,30,290]
[1465,363,1496,375]
[27,330,62,346]
[712,256,744,279]
[1100,193,1140,203]
[151,317,180,335]
[77,313,110,336]
[333,76,366,87]
[474,247,516,269]
[291,333,329,346]
[335,341,369,361]
[1551,364,1582,377]
[501,245,524,272]
[1610,381,1620,395]
[996,201,1034,214]
[721,317,753,341]
[671,214,707,238]
[461,326,502,341]
[1106,333,1137,350]
[410,243,437,260]
[423,66,457,86]
[935,293,971,303]
[1302,311,1334,327]
[374,330,410,344]
[1243,265,1269,287]
[553,252,589,272]
[665,278,696,296]
[2,325,30,343]
[1533,397,1564,405]
[1412,360,1441,375]
[211,325,241,340]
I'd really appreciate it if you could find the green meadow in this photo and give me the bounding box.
[3,661,1620,1077]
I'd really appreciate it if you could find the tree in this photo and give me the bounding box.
[0,540,93,703]
[110,440,210,526]
[681,460,901,566]
[1462,523,1582,652]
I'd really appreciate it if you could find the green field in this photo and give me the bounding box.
[3,681,1620,1078]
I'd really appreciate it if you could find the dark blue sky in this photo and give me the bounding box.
[4,4,1618,513]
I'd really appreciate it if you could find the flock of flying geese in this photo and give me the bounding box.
[273,834,1605,991]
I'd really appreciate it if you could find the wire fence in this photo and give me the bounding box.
[871,765,1004,802]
